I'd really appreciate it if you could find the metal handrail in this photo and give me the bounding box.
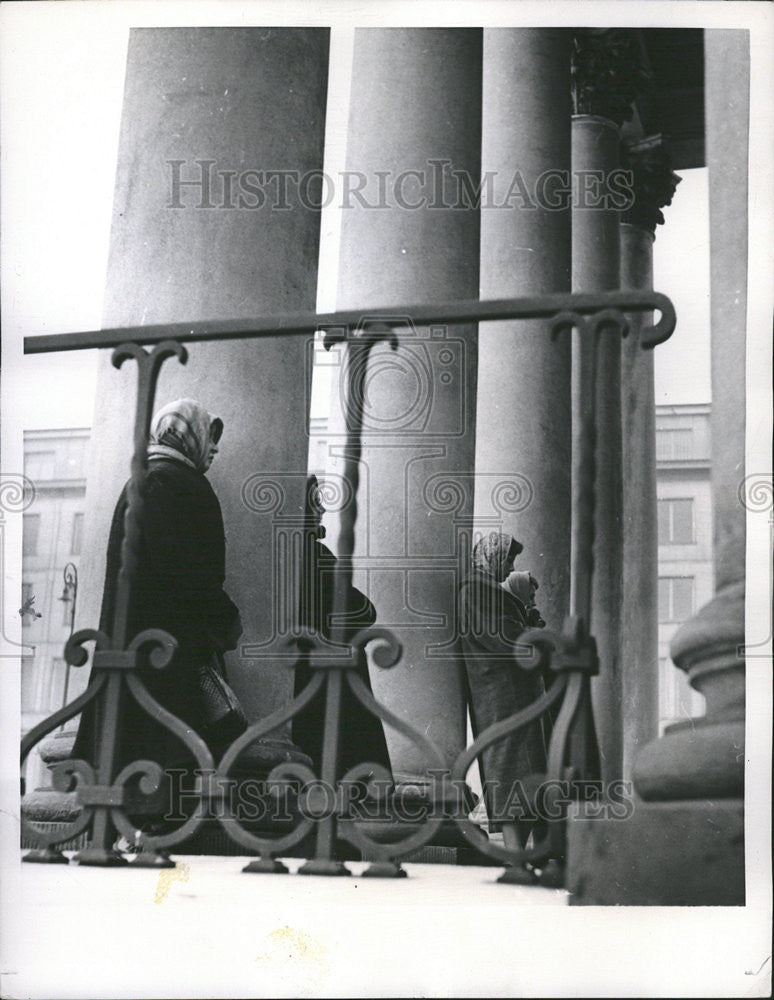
[24,291,675,354]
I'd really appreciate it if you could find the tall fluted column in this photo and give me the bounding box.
[330,28,483,781]
[474,28,573,635]
[571,30,646,783]
[619,138,681,780]
[75,28,330,724]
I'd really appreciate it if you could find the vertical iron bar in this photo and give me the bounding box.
[333,339,368,607]
[299,336,371,875]
[74,343,185,864]
[111,354,155,650]
[568,323,604,797]
[311,669,345,863]
[73,350,156,863]
[73,670,127,864]
[570,322,600,624]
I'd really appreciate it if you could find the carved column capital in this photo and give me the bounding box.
[620,135,682,232]
[571,29,651,128]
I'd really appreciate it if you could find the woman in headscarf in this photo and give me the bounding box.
[501,570,546,630]
[292,475,392,784]
[73,398,244,776]
[458,532,548,849]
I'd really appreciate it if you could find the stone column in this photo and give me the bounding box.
[570,29,645,784]
[75,27,330,725]
[633,30,748,803]
[619,138,681,780]
[329,28,482,781]
[619,223,658,780]
[474,28,573,635]
[567,30,747,905]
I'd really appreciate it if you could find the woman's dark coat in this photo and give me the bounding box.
[73,458,240,771]
[292,536,392,781]
[458,568,549,829]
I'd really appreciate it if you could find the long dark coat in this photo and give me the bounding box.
[458,569,548,829]
[73,458,241,771]
[292,537,392,781]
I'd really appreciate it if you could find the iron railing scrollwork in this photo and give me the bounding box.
[20,291,674,882]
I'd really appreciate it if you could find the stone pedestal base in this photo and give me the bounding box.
[566,798,744,905]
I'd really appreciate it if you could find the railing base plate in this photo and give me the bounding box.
[497,858,565,887]
[242,857,289,874]
[22,847,69,864]
[362,861,407,878]
[497,864,539,886]
[129,850,176,868]
[72,848,129,867]
[297,859,351,877]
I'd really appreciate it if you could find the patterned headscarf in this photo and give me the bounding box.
[472,532,523,582]
[147,398,222,474]
[502,569,537,606]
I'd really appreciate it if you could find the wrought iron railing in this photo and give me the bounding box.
[20,291,675,882]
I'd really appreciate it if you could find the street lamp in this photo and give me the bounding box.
[57,562,78,712]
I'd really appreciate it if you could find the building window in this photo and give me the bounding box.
[22,514,40,556]
[65,438,87,477]
[71,512,84,555]
[24,450,56,482]
[48,658,66,710]
[658,576,694,623]
[656,428,693,461]
[658,498,695,544]
[21,654,36,712]
[658,657,675,726]
[21,582,34,627]
[62,591,74,628]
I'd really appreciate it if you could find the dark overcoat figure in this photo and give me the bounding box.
[292,476,392,782]
[73,399,243,773]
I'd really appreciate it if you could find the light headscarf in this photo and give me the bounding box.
[472,532,523,582]
[147,398,222,474]
[502,569,537,606]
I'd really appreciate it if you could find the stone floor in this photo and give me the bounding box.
[6,853,766,998]
[9,853,570,997]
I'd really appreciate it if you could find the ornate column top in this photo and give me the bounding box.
[572,29,651,129]
[620,135,682,232]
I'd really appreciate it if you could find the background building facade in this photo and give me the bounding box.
[21,429,89,787]
[656,403,711,731]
